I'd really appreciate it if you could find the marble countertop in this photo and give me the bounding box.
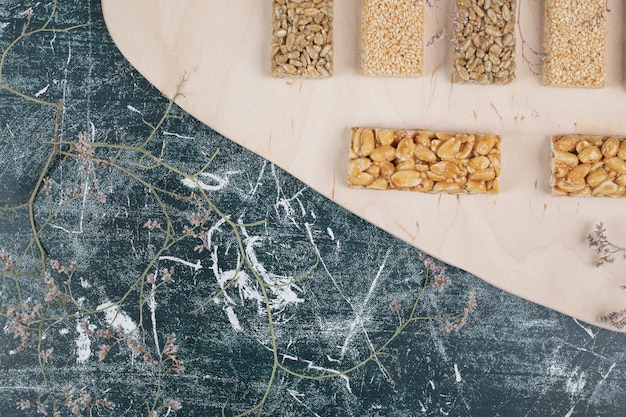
[0,1,625,416]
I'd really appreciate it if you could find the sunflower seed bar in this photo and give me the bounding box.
[551,135,626,197]
[348,128,501,194]
[271,0,334,78]
[453,0,516,84]
[361,0,424,77]
[543,0,607,88]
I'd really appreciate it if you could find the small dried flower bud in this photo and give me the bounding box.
[161,268,172,283]
[36,401,47,415]
[189,212,204,227]
[80,320,92,335]
[0,249,14,271]
[16,399,31,410]
[144,351,156,364]
[43,271,54,285]
[97,344,112,361]
[433,274,452,291]
[99,399,115,410]
[50,259,61,272]
[164,399,182,411]
[38,347,54,363]
[43,177,53,199]
[143,219,161,230]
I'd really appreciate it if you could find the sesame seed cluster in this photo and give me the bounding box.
[360,0,424,77]
[543,0,607,88]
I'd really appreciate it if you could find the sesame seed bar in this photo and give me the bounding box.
[271,0,334,78]
[453,0,516,84]
[348,128,501,194]
[551,135,626,197]
[360,0,424,77]
[543,0,607,88]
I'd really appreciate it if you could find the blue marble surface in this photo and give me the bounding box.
[0,1,625,416]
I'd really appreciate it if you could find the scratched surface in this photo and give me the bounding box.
[0,1,625,417]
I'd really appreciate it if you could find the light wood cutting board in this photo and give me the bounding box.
[101,0,626,330]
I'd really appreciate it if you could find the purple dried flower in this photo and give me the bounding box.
[587,222,624,267]
[598,309,626,329]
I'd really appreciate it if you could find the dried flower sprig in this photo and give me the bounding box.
[0,248,14,272]
[17,386,114,416]
[163,333,185,374]
[442,290,477,333]
[587,222,625,267]
[587,224,626,329]
[598,306,626,330]
[420,254,477,332]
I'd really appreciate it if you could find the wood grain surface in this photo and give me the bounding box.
[101,0,626,329]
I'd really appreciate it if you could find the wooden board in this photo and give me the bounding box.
[101,0,626,330]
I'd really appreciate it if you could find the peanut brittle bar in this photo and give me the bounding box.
[348,128,501,194]
[551,135,626,197]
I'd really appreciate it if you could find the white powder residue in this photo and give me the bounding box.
[148,284,160,357]
[454,364,462,382]
[75,320,94,363]
[159,255,202,271]
[127,105,141,114]
[565,370,586,396]
[224,306,242,332]
[181,172,228,191]
[34,84,49,97]
[547,360,566,377]
[573,318,596,339]
[97,302,138,335]
[242,232,304,310]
